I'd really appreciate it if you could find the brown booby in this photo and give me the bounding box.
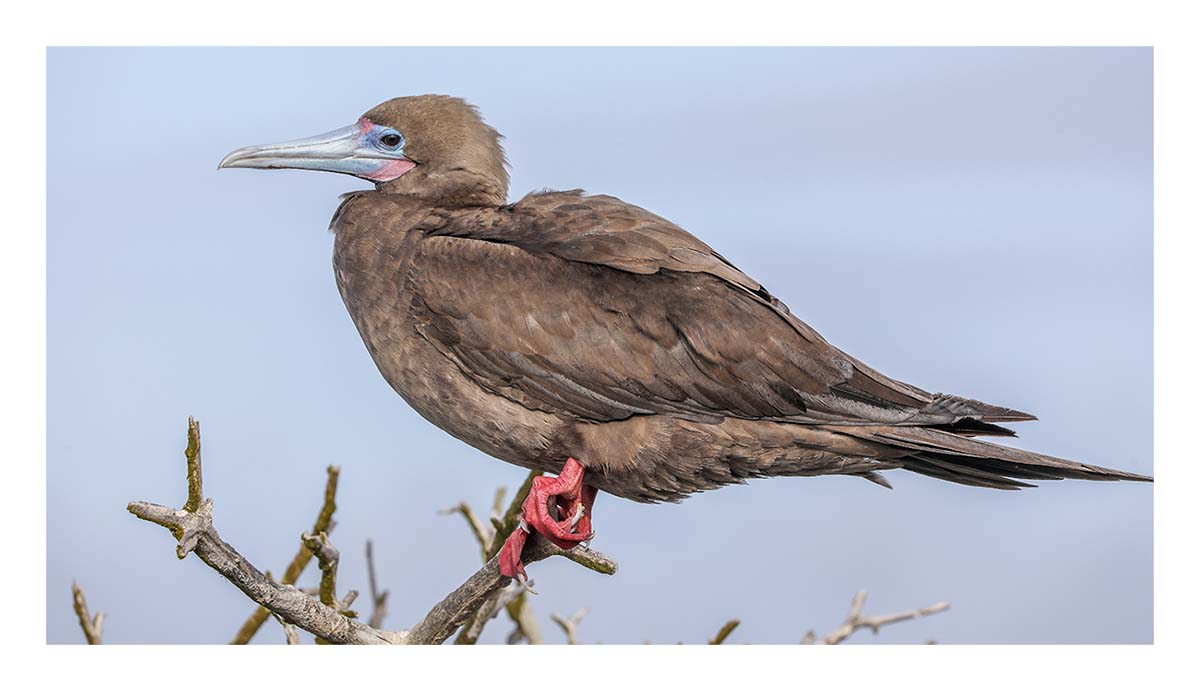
[220,95,1151,581]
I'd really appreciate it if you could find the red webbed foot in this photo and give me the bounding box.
[498,458,598,582]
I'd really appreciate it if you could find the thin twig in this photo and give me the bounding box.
[71,581,104,645]
[230,465,341,644]
[454,588,504,645]
[365,540,389,629]
[708,619,740,645]
[300,531,340,609]
[490,487,507,522]
[301,531,359,644]
[551,608,590,645]
[503,590,543,645]
[273,612,300,645]
[182,417,203,513]
[804,591,950,644]
[439,501,492,561]
[455,581,535,645]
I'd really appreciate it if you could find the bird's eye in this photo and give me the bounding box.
[379,132,403,149]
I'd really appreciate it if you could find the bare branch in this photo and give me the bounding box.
[301,531,359,644]
[182,417,203,513]
[71,581,104,645]
[805,591,950,644]
[128,497,400,643]
[128,420,405,645]
[129,418,615,645]
[458,581,536,645]
[503,590,543,645]
[453,591,503,645]
[365,540,389,629]
[708,619,740,645]
[231,465,341,644]
[445,480,534,645]
[405,533,616,645]
[454,581,524,645]
[300,531,341,609]
[860,601,949,634]
[551,607,590,645]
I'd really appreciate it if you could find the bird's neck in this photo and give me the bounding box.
[378,166,507,208]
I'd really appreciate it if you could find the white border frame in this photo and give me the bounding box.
[7,2,1194,688]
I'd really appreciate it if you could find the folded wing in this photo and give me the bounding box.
[412,190,1033,430]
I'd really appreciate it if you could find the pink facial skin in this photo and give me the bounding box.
[366,157,417,182]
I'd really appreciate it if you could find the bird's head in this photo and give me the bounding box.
[219,94,508,206]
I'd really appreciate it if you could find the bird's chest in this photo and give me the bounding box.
[329,197,562,464]
[331,202,455,411]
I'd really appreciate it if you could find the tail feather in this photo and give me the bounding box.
[922,393,1038,424]
[961,458,1087,481]
[858,471,894,489]
[902,459,1031,490]
[910,455,1037,489]
[829,425,1152,490]
[931,418,1019,438]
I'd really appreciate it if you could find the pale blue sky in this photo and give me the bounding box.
[47,47,1151,644]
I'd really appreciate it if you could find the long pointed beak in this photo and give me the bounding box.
[218,121,415,182]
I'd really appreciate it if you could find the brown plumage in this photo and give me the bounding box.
[226,94,1151,504]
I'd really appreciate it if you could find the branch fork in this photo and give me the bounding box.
[71,581,104,645]
[803,591,950,644]
[127,416,617,645]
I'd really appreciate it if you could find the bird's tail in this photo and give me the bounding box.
[829,425,1152,490]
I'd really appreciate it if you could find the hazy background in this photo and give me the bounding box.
[47,47,1152,644]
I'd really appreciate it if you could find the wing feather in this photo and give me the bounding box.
[410,190,1032,428]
